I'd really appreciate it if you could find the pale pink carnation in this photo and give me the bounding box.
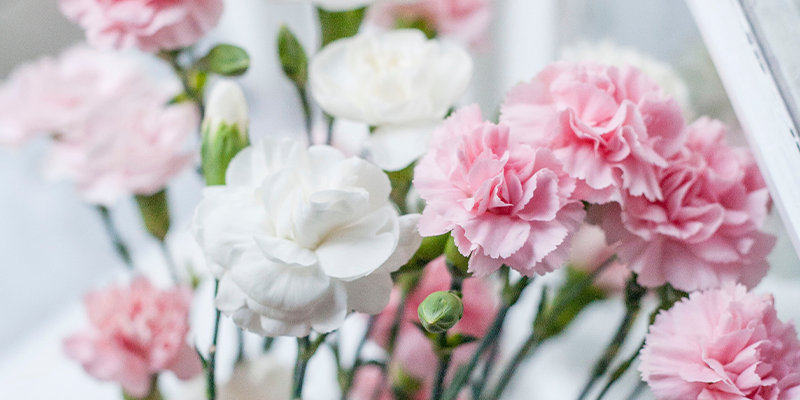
[43,89,198,205]
[0,45,155,146]
[369,0,492,50]
[603,117,775,292]
[59,0,223,52]
[63,278,202,398]
[0,45,199,204]
[500,61,686,204]
[640,284,800,400]
[415,104,585,276]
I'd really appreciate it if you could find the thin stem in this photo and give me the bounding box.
[624,381,647,400]
[207,280,222,400]
[485,334,541,400]
[296,86,313,144]
[387,291,411,356]
[293,337,312,400]
[236,328,246,364]
[343,315,377,395]
[472,340,500,399]
[96,206,134,269]
[577,277,645,400]
[157,240,180,284]
[325,114,334,145]
[594,339,645,400]
[431,332,452,400]
[483,255,619,400]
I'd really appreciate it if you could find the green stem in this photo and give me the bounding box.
[593,339,645,400]
[159,50,205,115]
[297,86,313,143]
[343,315,377,395]
[576,277,645,400]
[431,332,452,400]
[207,280,221,400]
[96,206,133,269]
[293,337,312,400]
[483,256,619,400]
[157,240,180,284]
[624,381,647,400]
[123,376,163,400]
[441,276,531,400]
[472,339,500,399]
[236,327,246,364]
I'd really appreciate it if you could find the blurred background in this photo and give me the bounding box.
[1,0,798,399]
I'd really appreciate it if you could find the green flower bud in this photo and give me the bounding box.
[136,190,170,242]
[444,234,470,278]
[277,25,309,90]
[418,291,464,334]
[198,44,250,77]
[201,81,250,186]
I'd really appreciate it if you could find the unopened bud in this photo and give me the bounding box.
[418,291,464,334]
[198,44,250,77]
[202,81,250,186]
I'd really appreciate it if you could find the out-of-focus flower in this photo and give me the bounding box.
[415,105,585,276]
[567,224,629,293]
[368,256,499,397]
[0,45,157,146]
[351,364,393,400]
[277,0,381,12]
[603,117,775,292]
[63,278,202,398]
[368,0,493,50]
[500,61,686,204]
[58,0,223,52]
[0,45,198,205]
[174,355,292,400]
[639,283,800,400]
[560,41,693,117]
[309,29,472,171]
[192,137,422,337]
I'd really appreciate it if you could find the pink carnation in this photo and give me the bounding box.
[0,45,198,205]
[0,45,154,146]
[63,278,202,398]
[639,284,800,400]
[500,61,686,204]
[367,256,499,395]
[369,0,493,50]
[603,117,775,292]
[59,0,223,52]
[415,104,585,276]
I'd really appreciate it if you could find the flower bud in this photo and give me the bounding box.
[198,44,250,77]
[202,81,250,186]
[277,25,309,90]
[418,291,464,334]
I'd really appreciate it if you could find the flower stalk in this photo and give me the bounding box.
[96,206,133,269]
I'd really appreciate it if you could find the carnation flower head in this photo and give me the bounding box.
[63,278,202,398]
[192,137,422,337]
[0,45,198,205]
[368,0,493,50]
[58,0,223,52]
[603,117,775,292]
[640,283,800,400]
[500,61,686,204]
[415,104,586,276]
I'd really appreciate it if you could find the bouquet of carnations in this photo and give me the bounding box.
[2,0,798,399]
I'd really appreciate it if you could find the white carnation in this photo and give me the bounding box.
[192,137,421,337]
[310,29,472,171]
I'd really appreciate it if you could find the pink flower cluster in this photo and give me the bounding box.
[369,0,493,50]
[352,256,499,400]
[63,278,202,398]
[417,61,774,290]
[0,45,198,205]
[415,105,586,277]
[640,284,800,400]
[58,0,224,52]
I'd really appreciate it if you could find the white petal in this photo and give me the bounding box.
[366,123,436,172]
[292,189,371,249]
[253,235,318,267]
[315,207,397,280]
[341,157,392,211]
[379,213,422,273]
[228,248,331,311]
[341,268,393,315]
